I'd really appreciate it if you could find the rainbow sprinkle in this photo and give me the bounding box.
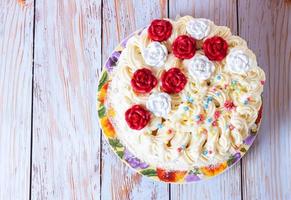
[195,114,205,123]
[186,96,194,103]
[178,145,186,152]
[202,150,208,155]
[183,106,189,111]
[243,99,248,105]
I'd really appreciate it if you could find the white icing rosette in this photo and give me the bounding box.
[146,92,171,118]
[225,47,257,74]
[185,54,215,81]
[186,18,211,40]
[142,42,168,67]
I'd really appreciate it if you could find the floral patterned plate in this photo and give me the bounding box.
[97,27,263,183]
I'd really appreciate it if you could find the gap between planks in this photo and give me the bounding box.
[29,0,37,199]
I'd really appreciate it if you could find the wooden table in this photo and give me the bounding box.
[0,0,290,199]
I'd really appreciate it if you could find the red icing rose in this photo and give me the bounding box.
[203,36,228,61]
[131,68,158,94]
[161,68,187,94]
[172,35,196,59]
[148,19,172,42]
[125,105,151,130]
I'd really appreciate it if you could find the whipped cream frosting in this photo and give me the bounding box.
[142,42,168,67]
[185,54,215,80]
[146,92,171,118]
[186,18,211,40]
[106,16,265,171]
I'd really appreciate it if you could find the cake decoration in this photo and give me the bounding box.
[224,100,236,110]
[146,92,171,118]
[161,68,187,94]
[186,54,215,81]
[125,105,151,130]
[131,68,158,94]
[98,16,266,183]
[203,36,228,61]
[172,35,196,59]
[142,42,168,67]
[226,47,255,74]
[186,18,212,40]
[148,19,173,42]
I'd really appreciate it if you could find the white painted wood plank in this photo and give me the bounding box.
[169,1,242,199]
[239,1,291,199]
[31,0,101,199]
[101,0,169,199]
[0,0,34,199]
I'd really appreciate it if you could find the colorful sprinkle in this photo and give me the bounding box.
[157,123,163,129]
[195,114,205,123]
[207,117,213,123]
[212,120,218,126]
[224,100,236,110]
[183,106,189,111]
[204,96,213,109]
[229,124,235,130]
[215,92,221,96]
[186,96,194,103]
[202,150,208,155]
[243,99,248,105]
[230,80,238,90]
[207,96,213,102]
[260,80,265,85]
[231,80,238,85]
[178,145,186,152]
[216,75,222,80]
[214,111,221,119]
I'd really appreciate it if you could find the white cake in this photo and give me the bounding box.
[99,16,265,182]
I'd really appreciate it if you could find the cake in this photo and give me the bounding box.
[97,16,265,183]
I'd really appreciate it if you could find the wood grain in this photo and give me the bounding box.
[238,1,291,199]
[169,1,242,199]
[101,0,169,199]
[0,0,34,199]
[31,0,101,199]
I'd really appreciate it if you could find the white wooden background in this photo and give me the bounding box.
[0,0,290,199]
